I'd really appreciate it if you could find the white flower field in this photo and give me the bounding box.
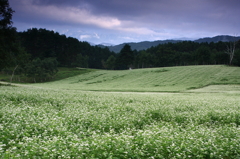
[1,65,240,158]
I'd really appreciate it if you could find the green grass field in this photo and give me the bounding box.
[1,65,240,158]
[32,65,240,92]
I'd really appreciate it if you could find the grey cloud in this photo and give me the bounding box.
[10,0,240,23]
[8,0,240,44]
[31,0,82,7]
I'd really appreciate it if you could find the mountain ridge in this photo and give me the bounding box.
[97,35,240,53]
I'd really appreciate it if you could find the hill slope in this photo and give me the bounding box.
[33,65,240,92]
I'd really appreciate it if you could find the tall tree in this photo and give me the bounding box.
[136,50,153,68]
[0,0,29,72]
[0,0,14,70]
[195,46,211,65]
[117,44,134,69]
[0,0,14,29]
[105,55,116,70]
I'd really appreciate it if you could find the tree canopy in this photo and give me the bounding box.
[116,44,134,69]
[0,0,14,29]
[18,28,115,69]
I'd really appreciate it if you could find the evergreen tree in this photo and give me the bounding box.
[105,55,116,70]
[117,44,134,69]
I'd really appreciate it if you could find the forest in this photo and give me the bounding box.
[17,28,240,71]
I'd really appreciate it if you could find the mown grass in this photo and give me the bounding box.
[0,86,240,158]
[50,67,96,82]
[32,65,240,92]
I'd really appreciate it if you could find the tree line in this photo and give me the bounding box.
[2,27,116,82]
[103,40,240,70]
[135,40,240,68]
[15,29,240,71]
[18,28,115,68]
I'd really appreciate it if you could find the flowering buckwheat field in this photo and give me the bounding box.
[1,65,240,158]
[1,85,240,158]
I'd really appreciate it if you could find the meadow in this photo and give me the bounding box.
[32,65,240,92]
[1,65,240,158]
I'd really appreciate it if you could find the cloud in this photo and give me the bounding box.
[94,33,100,39]
[120,36,136,41]
[12,0,167,36]
[79,33,100,40]
[80,35,91,40]
[15,0,121,29]
[9,0,240,44]
[60,29,69,34]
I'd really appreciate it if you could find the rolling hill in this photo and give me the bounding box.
[32,65,240,92]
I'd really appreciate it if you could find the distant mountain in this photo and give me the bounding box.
[194,35,240,43]
[99,43,114,46]
[97,43,115,49]
[104,35,240,53]
[107,40,181,53]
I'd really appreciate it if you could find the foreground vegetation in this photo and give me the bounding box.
[1,85,240,158]
[1,65,240,158]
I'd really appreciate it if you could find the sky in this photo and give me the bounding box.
[9,0,240,45]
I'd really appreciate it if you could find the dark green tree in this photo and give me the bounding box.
[116,44,134,69]
[24,58,58,82]
[136,50,153,68]
[178,52,192,66]
[71,54,89,68]
[0,0,29,75]
[195,46,211,65]
[0,0,14,29]
[0,0,15,70]
[105,55,116,70]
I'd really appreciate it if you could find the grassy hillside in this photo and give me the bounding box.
[33,65,240,92]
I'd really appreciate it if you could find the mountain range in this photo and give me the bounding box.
[97,35,240,53]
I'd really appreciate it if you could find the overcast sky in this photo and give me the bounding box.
[9,0,240,45]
